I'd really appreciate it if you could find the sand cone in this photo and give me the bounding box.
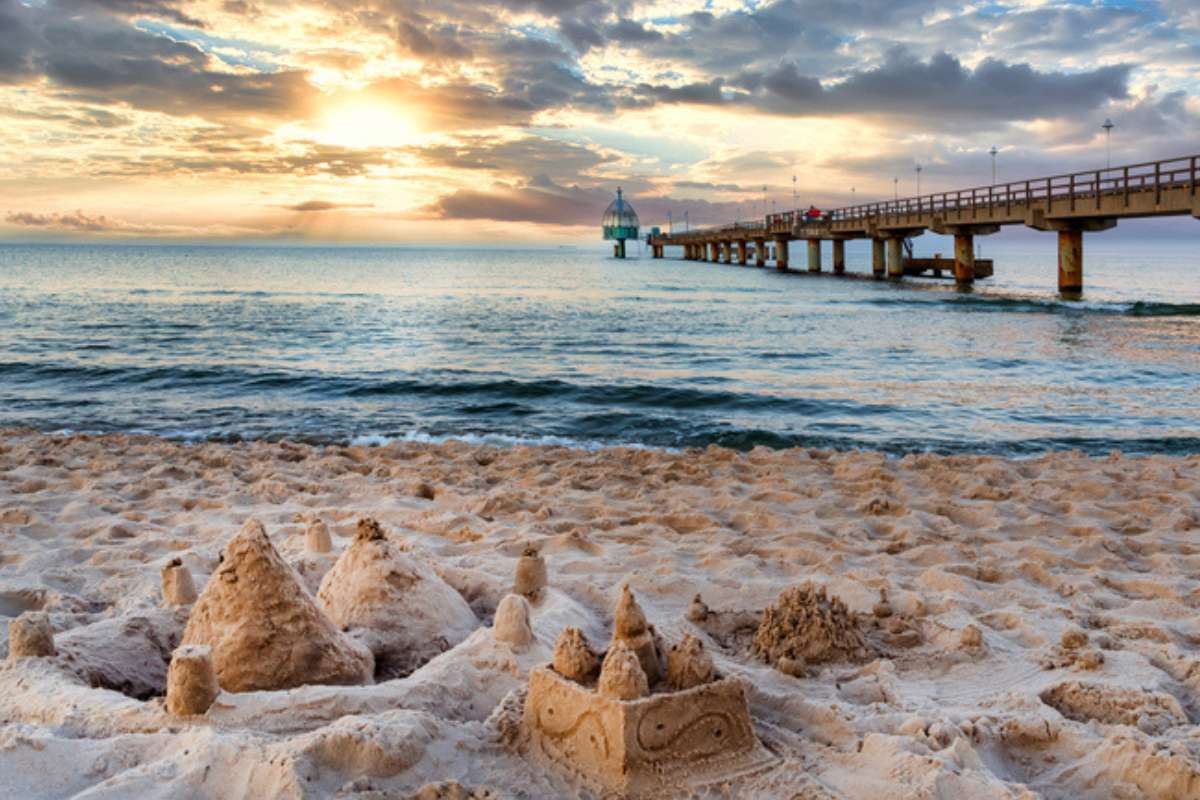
[181,518,373,692]
[552,627,598,683]
[166,644,219,716]
[598,640,649,700]
[160,558,197,606]
[317,517,477,679]
[611,585,660,684]
[8,611,55,659]
[493,594,533,650]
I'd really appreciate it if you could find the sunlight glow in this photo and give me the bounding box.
[312,100,421,148]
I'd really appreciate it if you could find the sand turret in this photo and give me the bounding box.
[666,633,714,690]
[160,557,197,606]
[317,517,477,679]
[513,545,547,600]
[181,518,373,692]
[166,644,219,716]
[687,593,709,623]
[597,640,649,700]
[305,519,332,554]
[552,627,598,682]
[611,585,660,684]
[493,594,533,650]
[8,611,55,659]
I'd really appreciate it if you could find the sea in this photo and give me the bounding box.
[1,237,1198,456]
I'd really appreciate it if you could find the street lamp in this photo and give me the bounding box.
[989,145,998,184]
[1102,118,1114,169]
[893,176,898,201]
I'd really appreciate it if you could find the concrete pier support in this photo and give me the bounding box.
[886,238,904,278]
[754,239,766,267]
[832,240,845,274]
[722,241,732,264]
[613,240,626,259]
[774,238,790,270]
[953,234,974,284]
[1057,229,1083,295]
[871,239,886,278]
[709,242,719,262]
[807,239,821,273]
[737,241,748,265]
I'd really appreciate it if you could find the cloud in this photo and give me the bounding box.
[280,200,374,212]
[426,176,744,227]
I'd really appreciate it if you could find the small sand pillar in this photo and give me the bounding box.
[161,558,197,606]
[167,644,220,716]
[954,234,975,285]
[8,611,55,658]
[667,633,714,690]
[1057,228,1083,295]
[871,239,886,278]
[306,520,332,554]
[493,594,534,650]
[807,239,821,272]
[886,238,905,278]
[832,239,846,274]
[775,238,789,270]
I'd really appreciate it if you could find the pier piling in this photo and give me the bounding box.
[832,240,845,274]
[807,239,821,273]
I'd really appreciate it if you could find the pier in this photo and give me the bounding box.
[648,153,1200,295]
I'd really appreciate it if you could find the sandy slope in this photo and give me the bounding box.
[0,430,1198,799]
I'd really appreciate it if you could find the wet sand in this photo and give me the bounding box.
[0,430,1198,798]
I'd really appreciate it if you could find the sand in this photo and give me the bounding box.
[0,429,1198,798]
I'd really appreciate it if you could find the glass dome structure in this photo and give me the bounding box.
[601,188,639,241]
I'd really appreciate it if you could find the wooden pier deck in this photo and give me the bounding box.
[647,153,1200,296]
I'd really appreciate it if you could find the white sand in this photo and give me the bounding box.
[0,430,1198,798]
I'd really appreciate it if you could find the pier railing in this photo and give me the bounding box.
[659,153,1200,239]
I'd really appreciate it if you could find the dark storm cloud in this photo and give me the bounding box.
[57,0,207,27]
[624,50,1132,126]
[1,1,317,118]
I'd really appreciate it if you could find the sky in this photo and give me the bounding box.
[0,0,1198,244]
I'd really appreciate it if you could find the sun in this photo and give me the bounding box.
[312,99,421,149]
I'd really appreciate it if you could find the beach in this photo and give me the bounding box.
[1,429,1198,798]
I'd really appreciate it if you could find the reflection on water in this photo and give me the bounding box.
[0,242,1197,454]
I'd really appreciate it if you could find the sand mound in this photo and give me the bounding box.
[597,639,649,700]
[1040,681,1187,734]
[552,627,599,683]
[181,518,373,692]
[57,609,185,699]
[317,517,477,679]
[666,632,714,690]
[753,583,867,668]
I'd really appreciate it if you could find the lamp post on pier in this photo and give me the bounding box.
[989,145,998,184]
[915,164,922,196]
[893,176,898,201]
[1101,118,1114,168]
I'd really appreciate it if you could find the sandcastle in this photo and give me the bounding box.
[522,587,772,796]
[513,545,547,600]
[181,518,374,692]
[306,519,333,554]
[753,582,867,675]
[166,644,219,716]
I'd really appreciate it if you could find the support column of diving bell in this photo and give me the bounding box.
[807,239,821,273]
[737,241,748,266]
[754,239,766,267]
[775,238,789,270]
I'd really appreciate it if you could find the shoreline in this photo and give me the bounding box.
[1,430,1199,797]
